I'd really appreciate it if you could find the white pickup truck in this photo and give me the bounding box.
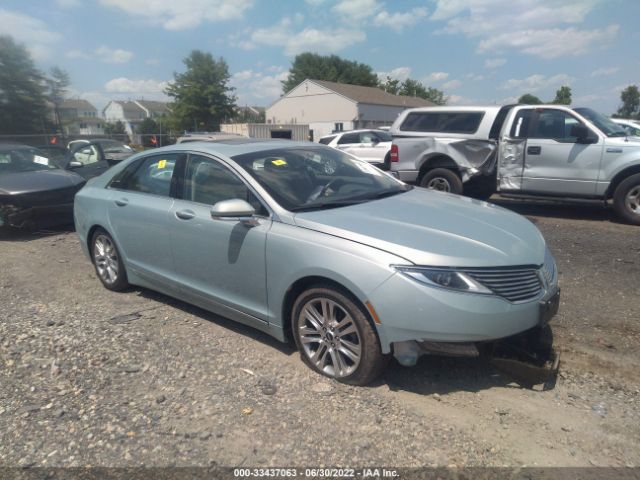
[389,105,640,225]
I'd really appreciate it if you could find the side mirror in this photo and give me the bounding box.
[210,199,255,220]
[570,124,596,144]
[68,161,83,169]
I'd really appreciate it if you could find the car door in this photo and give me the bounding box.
[169,153,271,323]
[107,153,183,286]
[335,132,362,157]
[520,108,603,196]
[356,131,380,163]
[67,143,111,180]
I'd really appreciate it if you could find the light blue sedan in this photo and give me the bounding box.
[74,139,560,385]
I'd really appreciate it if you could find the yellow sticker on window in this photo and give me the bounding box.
[271,159,287,166]
[157,159,167,169]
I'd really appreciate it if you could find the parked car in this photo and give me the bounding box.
[611,118,640,137]
[0,143,86,230]
[389,105,640,225]
[319,129,392,169]
[75,139,560,385]
[68,139,135,164]
[176,132,247,143]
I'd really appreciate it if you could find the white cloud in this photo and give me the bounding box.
[465,73,485,81]
[591,67,619,77]
[332,0,381,21]
[484,58,506,69]
[431,0,618,59]
[500,73,574,91]
[105,77,169,94]
[230,68,289,104]
[66,46,134,64]
[377,67,412,81]
[0,9,61,60]
[99,0,253,30]
[422,71,449,84]
[373,7,428,31]
[443,79,462,90]
[448,94,476,105]
[247,19,366,55]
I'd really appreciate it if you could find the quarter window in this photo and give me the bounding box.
[110,154,179,196]
[337,133,360,144]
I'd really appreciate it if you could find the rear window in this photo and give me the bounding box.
[399,111,485,134]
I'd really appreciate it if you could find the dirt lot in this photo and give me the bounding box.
[0,199,639,469]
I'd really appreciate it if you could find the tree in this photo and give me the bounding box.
[518,93,543,105]
[104,120,126,135]
[617,85,640,119]
[378,76,400,95]
[165,50,236,132]
[282,53,378,93]
[46,67,71,134]
[552,86,572,105]
[385,78,447,105]
[0,35,50,134]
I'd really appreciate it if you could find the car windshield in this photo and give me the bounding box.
[97,140,133,153]
[232,146,411,211]
[574,108,628,137]
[0,147,59,174]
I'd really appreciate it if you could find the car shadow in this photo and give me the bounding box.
[490,196,617,223]
[0,224,76,242]
[135,288,297,357]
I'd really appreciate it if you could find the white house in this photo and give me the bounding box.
[266,79,435,140]
[58,99,104,135]
[102,100,170,135]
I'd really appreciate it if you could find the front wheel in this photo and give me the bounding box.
[292,286,387,385]
[613,173,640,225]
[419,168,463,194]
[91,228,129,291]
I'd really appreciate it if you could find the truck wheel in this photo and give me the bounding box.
[382,152,391,171]
[613,173,640,225]
[420,168,463,194]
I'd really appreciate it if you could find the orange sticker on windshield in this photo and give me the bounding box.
[157,160,167,169]
[271,159,287,166]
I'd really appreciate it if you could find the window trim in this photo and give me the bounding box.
[107,152,185,199]
[528,108,598,144]
[399,111,486,134]
[177,152,272,218]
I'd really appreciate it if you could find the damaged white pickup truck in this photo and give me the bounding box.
[389,105,640,225]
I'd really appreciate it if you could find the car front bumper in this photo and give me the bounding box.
[368,271,560,354]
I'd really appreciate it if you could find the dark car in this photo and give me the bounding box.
[68,139,135,164]
[0,144,86,230]
[38,143,112,180]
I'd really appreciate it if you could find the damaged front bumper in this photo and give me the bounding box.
[0,201,75,230]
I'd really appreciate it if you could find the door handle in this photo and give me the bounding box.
[175,209,195,220]
[527,146,541,155]
[114,198,128,207]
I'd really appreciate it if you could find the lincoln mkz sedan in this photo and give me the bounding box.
[74,140,560,385]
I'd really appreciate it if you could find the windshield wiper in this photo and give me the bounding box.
[289,199,368,212]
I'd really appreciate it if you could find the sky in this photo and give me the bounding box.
[1,0,638,115]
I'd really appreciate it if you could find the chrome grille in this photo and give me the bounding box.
[462,267,542,303]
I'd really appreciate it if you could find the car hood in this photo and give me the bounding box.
[293,188,546,267]
[0,169,85,196]
[605,136,640,147]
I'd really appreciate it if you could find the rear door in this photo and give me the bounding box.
[335,132,361,157]
[497,108,531,191]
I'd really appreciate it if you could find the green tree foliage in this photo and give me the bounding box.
[616,85,640,119]
[104,120,126,135]
[518,93,543,105]
[46,67,71,134]
[552,86,572,105]
[0,36,50,134]
[378,77,447,105]
[378,76,400,95]
[282,53,378,93]
[165,50,236,131]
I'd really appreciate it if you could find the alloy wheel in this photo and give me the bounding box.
[427,177,451,192]
[625,186,640,217]
[93,234,119,285]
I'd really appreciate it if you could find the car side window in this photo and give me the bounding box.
[337,133,360,144]
[510,110,534,138]
[110,154,179,197]
[318,136,336,145]
[530,110,584,143]
[183,155,268,216]
[360,132,376,144]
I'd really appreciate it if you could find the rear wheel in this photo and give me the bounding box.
[91,228,129,291]
[420,168,463,194]
[382,152,391,171]
[613,173,640,225]
[292,286,387,385]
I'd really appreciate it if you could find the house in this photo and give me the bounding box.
[57,99,104,135]
[102,100,170,135]
[266,79,435,140]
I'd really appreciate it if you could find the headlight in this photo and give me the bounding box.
[393,266,493,295]
[542,247,558,287]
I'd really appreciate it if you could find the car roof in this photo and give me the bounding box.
[151,138,318,157]
[0,142,37,151]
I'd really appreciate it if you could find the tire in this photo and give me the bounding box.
[381,152,391,171]
[419,168,463,194]
[613,173,640,225]
[291,285,388,385]
[90,228,129,291]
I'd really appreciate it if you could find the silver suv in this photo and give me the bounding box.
[320,129,393,169]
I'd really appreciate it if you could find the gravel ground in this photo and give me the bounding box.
[0,199,639,468]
